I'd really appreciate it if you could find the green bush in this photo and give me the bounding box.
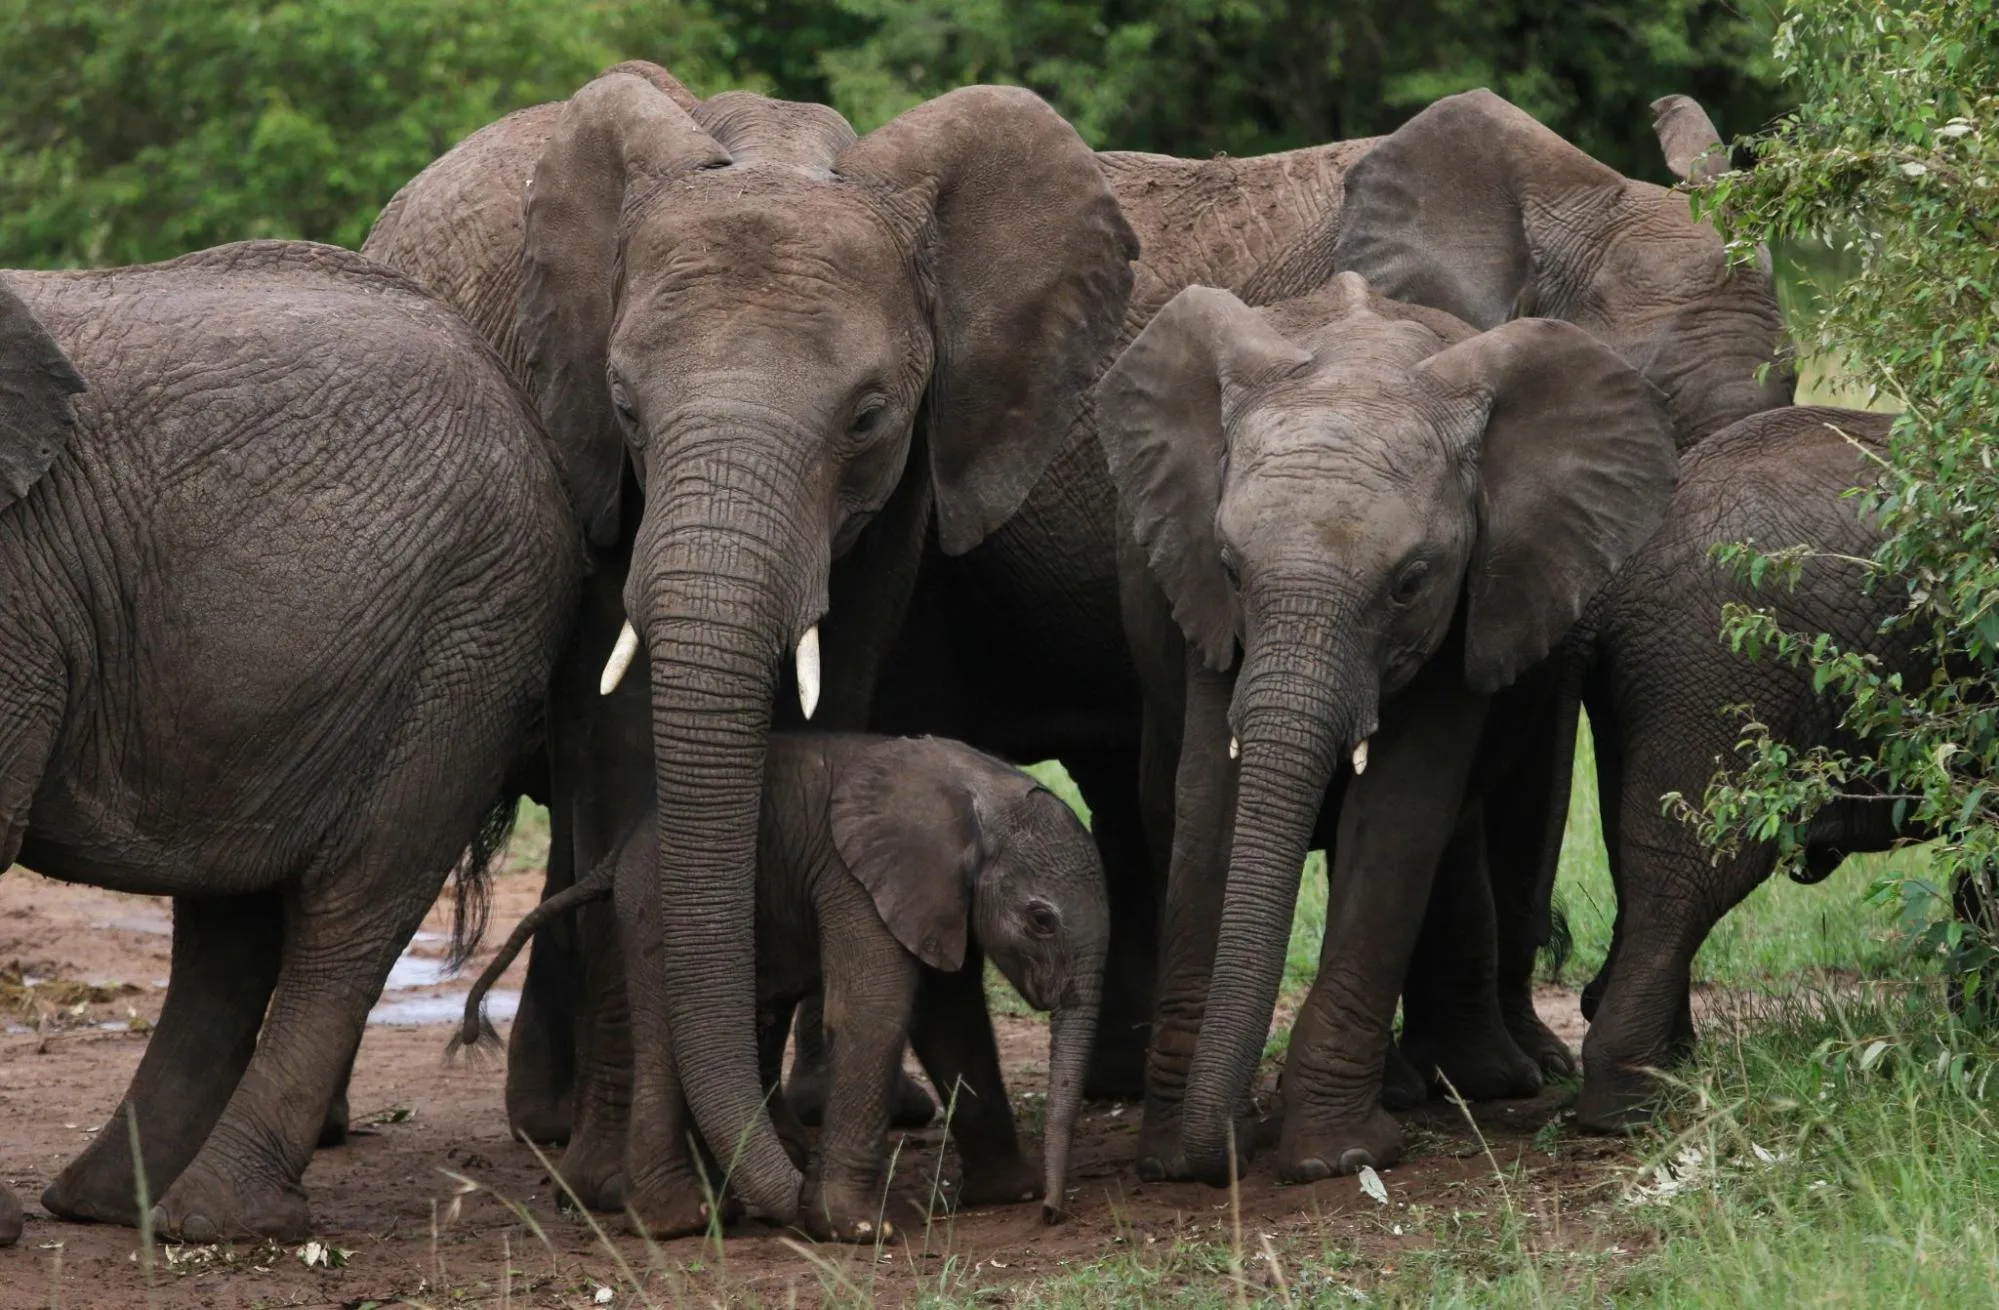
[0,0,738,266]
[1695,1,1999,991]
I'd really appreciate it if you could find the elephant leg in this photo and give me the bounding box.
[1397,804,1543,1103]
[1137,658,1238,1179]
[0,1180,19,1248]
[318,1064,353,1149]
[1575,776,1744,1132]
[786,991,935,1129]
[151,867,437,1242]
[1275,669,1487,1182]
[803,914,921,1242]
[910,954,1037,1209]
[506,820,579,1146]
[552,898,634,1213]
[1482,737,1578,1078]
[759,995,811,1169]
[1064,747,1159,1101]
[45,893,283,1225]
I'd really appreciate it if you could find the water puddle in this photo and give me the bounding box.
[369,989,518,1027]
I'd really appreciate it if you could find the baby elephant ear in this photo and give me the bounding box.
[831,737,976,972]
[1093,286,1311,671]
[0,279,86,515]
[1417,318,1678,693]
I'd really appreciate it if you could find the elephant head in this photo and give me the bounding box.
[830,736,1107,1222]
[0,278,87,515]
[1333,89,1790,447]
[1094,274,1676,1131]
[515,67,1135,1217]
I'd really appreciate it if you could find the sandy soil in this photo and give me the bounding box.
[0,864,1627,1308]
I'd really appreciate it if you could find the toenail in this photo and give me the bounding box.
[1338,1148,1374,1174]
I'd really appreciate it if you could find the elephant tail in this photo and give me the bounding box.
[446,794,521,973]
[448,842,618,1059]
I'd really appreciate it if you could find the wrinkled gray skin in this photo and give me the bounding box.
[0,244,577,1242]
[1107,88,1796,1186]
[364,63,1134,1221]
[1532,408,1911,1130]
[457,734,1106,1239]
[0,1183,19,1247]
[867,88,1790,1115]
[1095,272,1680,1183]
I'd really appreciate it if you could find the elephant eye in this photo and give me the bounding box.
[849,395,889,436]
[609,379,638,429]
[1390,560,1429,606]
[1025,901,1059,939]
[1219,546,1242,588]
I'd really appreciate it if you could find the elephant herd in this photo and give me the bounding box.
[0,59,1925,1249]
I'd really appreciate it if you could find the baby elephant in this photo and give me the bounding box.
[462,733,1107,1240]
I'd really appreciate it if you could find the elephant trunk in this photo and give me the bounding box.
[1178,598,1370,1182]
[630,423,830,1223]
[1040,966,1101,1223]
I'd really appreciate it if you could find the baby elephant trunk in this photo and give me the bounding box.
[1040,972,1101,1223]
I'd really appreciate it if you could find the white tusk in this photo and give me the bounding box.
[796,625,821,720]
[599,621,640,696]
[1351,738,1370,776]
[1228,736,1239,760]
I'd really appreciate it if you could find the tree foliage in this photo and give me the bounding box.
[1,0,1785,268]
[1686,0,1999,984]
[0,0,744,265]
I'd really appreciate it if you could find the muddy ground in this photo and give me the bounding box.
[0,862,1632,1308]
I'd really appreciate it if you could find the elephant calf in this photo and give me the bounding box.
[460,733,1107,1240]
[1547,406,1910,1128]
[0,242,578,1244]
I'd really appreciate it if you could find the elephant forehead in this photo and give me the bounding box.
[1229,373,1451,467]
[627,174,915,293]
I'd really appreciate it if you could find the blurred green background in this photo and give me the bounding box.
[0,0,1789,268]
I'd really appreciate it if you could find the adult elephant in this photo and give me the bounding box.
[1539,407,1909,1129]
[363,62,1137,1223]
[0,243,577,1241]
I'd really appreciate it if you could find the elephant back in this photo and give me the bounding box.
[1099,139,1379,355]
[364,101,565,385]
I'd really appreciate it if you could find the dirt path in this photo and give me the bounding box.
[0,866,1627,1308]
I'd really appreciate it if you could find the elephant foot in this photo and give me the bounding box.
[800,1180,897,1243]
[1502,1003,1577,1080]
[626,1176,736,1239]
[1575,1054,1669,1134]
[1379,1044,1430,1111]
[790,1065,935,1130]
[1133,1103,1182,1183]
[0,1186,22,1247]
[317,1089,351,1149]
[43,1151,148,1227]
[551,1130,627,1212]
[955,1154,1039,1209]
[1276,1106,1405,1184]
[1400,1019,1543,1103]
[152,1164,310,1243]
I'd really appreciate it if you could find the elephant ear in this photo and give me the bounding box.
[1093,286,1312,672]
[517,69,730,547]
[830,737,1040,972]
[1651,94,1730,184]
[1334,89,1622,330]
[0,279,86,515]
[836,86,1138,556]
[1417,318,1677,693]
